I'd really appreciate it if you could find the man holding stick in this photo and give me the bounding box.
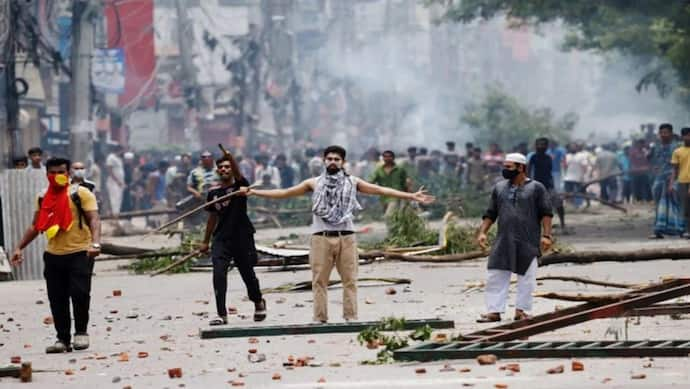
[249,145,435,323]
[476,153,553,323]
[200,153,266,325]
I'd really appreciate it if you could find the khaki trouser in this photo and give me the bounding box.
[310,234,358,322]
[383,199,400,218]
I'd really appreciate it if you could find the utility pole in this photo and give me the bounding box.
[175,0,200,151]
[0,0,20,169]
[69,0,96,164]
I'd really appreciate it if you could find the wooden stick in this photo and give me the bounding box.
[149,250,202,277]
[149,184,259,235]
[559,192,628,213]
[262,277,411,293]
[100,208,178,220]
[582,172,624,189]
[539,247,690,266]
[536,276,640,289]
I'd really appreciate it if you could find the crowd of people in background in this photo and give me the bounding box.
[10,122,690,238]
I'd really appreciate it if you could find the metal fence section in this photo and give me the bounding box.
[0,169,47,280]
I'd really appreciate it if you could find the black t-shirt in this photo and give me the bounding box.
[205,177,255,242]
[528,153,554,189]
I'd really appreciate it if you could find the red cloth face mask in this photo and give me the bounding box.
[35,173,73,239]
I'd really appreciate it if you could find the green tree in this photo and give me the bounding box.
[462,86,576,149]
[432,0,690,107]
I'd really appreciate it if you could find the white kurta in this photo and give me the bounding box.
[485,257,538,314]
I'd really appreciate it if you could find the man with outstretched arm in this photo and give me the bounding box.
[200,153,266,325]
[476,153,553,323]
[249,145,434,323]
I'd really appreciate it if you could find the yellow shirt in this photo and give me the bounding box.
[672,147,690,183]
[37,186,98,255]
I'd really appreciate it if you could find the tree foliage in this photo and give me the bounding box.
[462,86,577,148]
[433,0,690,106]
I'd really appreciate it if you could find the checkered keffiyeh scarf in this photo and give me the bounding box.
[312,171,361,225]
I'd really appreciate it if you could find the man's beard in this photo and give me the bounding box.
[326,165,341,175]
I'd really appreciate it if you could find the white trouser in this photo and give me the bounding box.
[106,179,123,215]
[485,258,538,314]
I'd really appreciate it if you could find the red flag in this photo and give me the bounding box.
[105,0,156,108]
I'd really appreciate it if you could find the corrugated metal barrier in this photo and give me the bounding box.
[0,170,47,281]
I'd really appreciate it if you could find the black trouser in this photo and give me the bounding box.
[600,177,618,202]
[631,173,651,201]
[43,251,94,344]
[212,236,262,317]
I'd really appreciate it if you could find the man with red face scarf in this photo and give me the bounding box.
[11,157,101,354]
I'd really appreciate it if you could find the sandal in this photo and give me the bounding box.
[209,316,228,326]
[253,299,267,322]
[514,310,531,321]
[476,313,501,323]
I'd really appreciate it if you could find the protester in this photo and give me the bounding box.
[649,124,684,238]
[250,145,434,323]
[476,153,553,322]
[11,157,101,353]
[369,150,408,216]
[671,127,690,238]
[200,153,266,325]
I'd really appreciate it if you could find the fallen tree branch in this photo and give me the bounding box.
[101,242,154,256]
[386,250,487,263]
[97,250,188,262]
[262,277,411,293]
[252,206,311,215]
[536,276,641,289]
[559,192,628,213]
[533,292,629,303]
[539,247,690,266]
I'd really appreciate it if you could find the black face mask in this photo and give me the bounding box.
[502,168,519,180]
[326,165,341,175]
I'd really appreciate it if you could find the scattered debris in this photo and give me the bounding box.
[572,361,584,371]
[117,352,129,362]
[547,365,564,374]
[501,363,520,373]
[10,356,21,364]
[440,364,455,372]
[631,373,646,379]
[112,290,122,297]
[137,352,149,359]
[476,354,497,365]
[167,368,183,379]
[415,367,427,374]
[272,373,281,380]
[42,317,53,325]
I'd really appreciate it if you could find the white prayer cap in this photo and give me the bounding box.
[123,152,135,160]
[504,153,527,165]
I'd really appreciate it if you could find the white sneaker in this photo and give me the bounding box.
[73,333,89,350]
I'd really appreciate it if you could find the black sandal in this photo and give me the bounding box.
[253,299,267,322]
[476,313,501,323]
